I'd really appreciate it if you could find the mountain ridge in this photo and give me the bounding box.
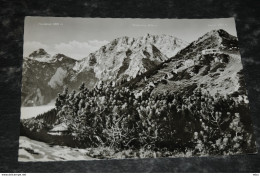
[74,34,188,83]
[125,29,243,98]
[22,30,239,106]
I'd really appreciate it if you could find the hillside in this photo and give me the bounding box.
[124,29,245,99]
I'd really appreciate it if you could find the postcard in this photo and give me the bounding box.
[19,17,256,161]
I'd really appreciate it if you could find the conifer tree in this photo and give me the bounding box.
[79,82,85,91]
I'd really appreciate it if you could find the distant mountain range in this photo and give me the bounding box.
[21,30,244,106]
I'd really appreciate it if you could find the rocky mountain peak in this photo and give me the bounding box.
[177,29,238,60]
[196,29,237,45]
[29,48,50,58]
[214,29,233,37]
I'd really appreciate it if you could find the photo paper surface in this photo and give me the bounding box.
[19,17,257,161]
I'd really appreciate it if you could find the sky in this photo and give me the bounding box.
[24,17,237,60]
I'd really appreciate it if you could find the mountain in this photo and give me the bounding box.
[27,48,52,62]
[175,29,239,59]
[21,49,77,106]
[21,34,188,106]
[73,34,188,84]
[125,29,246,98]
[133,34,188,58]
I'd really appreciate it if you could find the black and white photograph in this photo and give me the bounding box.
[19,17,257,161]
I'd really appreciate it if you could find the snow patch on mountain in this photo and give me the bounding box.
[48,67,67,89]
[32,56,53,62]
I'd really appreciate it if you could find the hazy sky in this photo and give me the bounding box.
[24,17,237,60]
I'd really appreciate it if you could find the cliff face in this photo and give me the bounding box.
[73,34,187,82]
